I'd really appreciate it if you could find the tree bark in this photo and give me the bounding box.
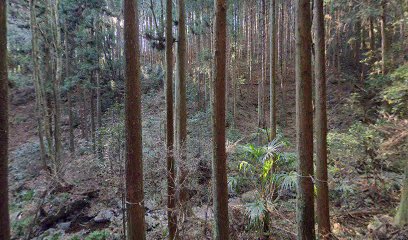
[43,46,54,158]
[258,0,266,144]
[270,0,277,141]
[124,0,146,238]
[166,0,177,238]
[0,0,10,238]
[64,22,75,155]
[30,0,47,166]
[295,0,315,239]
[381,0,390,74]
[176,0,188,207]
[313,0,331,238]
[49,0,62,173]
[395,163,408,226]
[213,0,229,239]
[369,17,375,52]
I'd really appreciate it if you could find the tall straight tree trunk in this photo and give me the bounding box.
[0,0,10,238]
[279,0,287,128]
[124,0,146,238]
[269,0,277,140]
[295,0,315,239]
[213,0,229,239]
[395,163,408,226]
[81,87,89,140]
[313,0,331,238]
[381,0,390,74]
[30,0,47,166]
[90,74,96,153]
[96,71,101,159]
[258,0,266,143]
[176,0,188,206]
[43,46,54,158]
[67,90,75,153]
[354,20,361,71]
[64,23,75,155]
[249,5,253,86]
[166,0,177,238]
[50,0,62,173]
[369,17,376,52]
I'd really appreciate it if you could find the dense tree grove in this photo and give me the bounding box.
[1,0,407,239]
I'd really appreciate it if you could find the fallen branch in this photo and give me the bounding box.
[335,209,383,218]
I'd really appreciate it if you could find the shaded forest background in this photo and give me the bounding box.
[3,0,408,239]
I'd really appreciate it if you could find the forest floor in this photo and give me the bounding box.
[7,65,408,240]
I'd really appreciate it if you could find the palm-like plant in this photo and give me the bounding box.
[233,137,297,236]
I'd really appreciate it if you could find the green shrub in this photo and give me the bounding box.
[231,138,297,234]
[382,64,408,117]
[328,122,382,170]
[47,233,62,240]
[366,74,391,91]
[21,190,34,201]
[85,230,110,240]
[141,65,164,93]
[8,72,32,89]
[12,216,33,238]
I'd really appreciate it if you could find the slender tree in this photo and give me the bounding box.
[295,0,315,239]
[0,0,10,238]
[269,0,277,140]
[176,0,188,206]
[313,0,331,238]
[381,0,390,74]
[258,0,266,142]
[124,0,146,238]
[64,22,75,155]
[369,16,376,52]
[166,0,178,238]
[30,0,47,166]
[49,0,63,172]
[395,163,408,225]
[213,0,229,239]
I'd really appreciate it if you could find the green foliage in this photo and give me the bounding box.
[12,216,33,238]
[245,200,266,229]
[228,175,239,193]
[21,190,34,202]
[227,127,242,143]
[332,182,355,201]
[366,74,392,91]
[364,63,408,119]
[8,72,32,89]
[47,233,62,240]
[85,230,109,240]
[141,65,164,93]
[382,64,408,117]
[231,137,297,232]
[98,103,125,164]
[328,122,382,165]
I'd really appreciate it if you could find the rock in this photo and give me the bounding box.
[193,205,213,221]
[368,215,394,239]
[94,209,115,223]
[11,87,35,105]
[145,210,167,231]
[145,214,160,231]
[144,199,156,211]
[241,190,259,203]
[56,222,71,231]
[10,211,22,221]
[40,198,90,229]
